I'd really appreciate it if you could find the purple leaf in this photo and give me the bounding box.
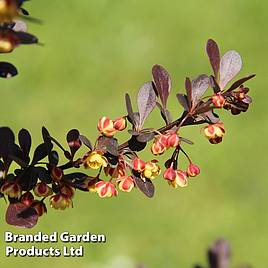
[133,176,155,198]
[18,128,31,157]
[0,62,18,78]
[176,93,189,111]
[152,65,172,108]
[227,74,255,92]
[192,75,210,105]
[206,39,220,78]
[219,50,242,90]
[185,77,192,106]
[6,203,38,228]
[137,82,157,128]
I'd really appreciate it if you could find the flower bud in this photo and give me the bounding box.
[50,194,73,210]
[212,94,225,108]
[1,181,21,198]
[133,158,146,172]
[203,123,225,144]
[117,176,135,193]
[20,192,34,206]
[151,141,166,156]
[97,116,117,137]
[169,170,188,188]
[31,201,47,217]
[83,151,108,170]
[163,167,177,181]
[143,161,161,180]
[60,184,75,199]
[51,167,63,182]
[95,181,118,198]
[166,133,180,148]
[34,182,53,197]
[187,163,200,177]
[113,117,127,131]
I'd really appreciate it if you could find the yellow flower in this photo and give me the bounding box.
[83,151,108,170]
[0,0,18,23]
[142,161,161,180]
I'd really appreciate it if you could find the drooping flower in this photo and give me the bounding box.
[20,192,34,206]
[187,163,201,177]
[31,200,47,216]
[142,161,161,180]
[203,122,225,144]
[83,151,108,170]
[33,182,53,197]
[166,132,180,148]
[212,94,225,108]
[1,181,21,198]
[117,176,135,193]
[113,117,127,131]
[97,116,117,137]
[50,194,73,210]
[133,158,146,172]
[95,181,118,198]
[169,170,188,188]
[163,167,177,181]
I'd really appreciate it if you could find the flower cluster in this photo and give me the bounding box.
[0,1,255,229]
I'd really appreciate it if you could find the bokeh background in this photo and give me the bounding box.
[0,0,267,267]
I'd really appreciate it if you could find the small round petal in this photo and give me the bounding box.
[212,94,226,108]
[142,161,161,180]
[33,182,53,197]
[1,181,22,199]
[95,181,118,198]
[151,141,166,156]
[20,192,34,206]
[83,151,108,170]
[133,158,146,172]
[166,133,180,148]
[187,163,200,177]
[117,176,135,193]
[169,170,188,188]
[50,194,73,210]
[51,167,64,182]
[97,116,117,137]
[163,167,177,181]
[113,117,127,131]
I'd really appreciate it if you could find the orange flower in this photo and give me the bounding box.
[163,167,177,181]
[212,94,225,108]
[97,116,116,137]
[117,176,135,193]
[169,170,188,188]
[203,123,225,144]
[133,158,146,172]
[0,0,18,23]
[113,117,127,131]
[95,181,118,198]
[187,163,200,177]
[166,132,180,148]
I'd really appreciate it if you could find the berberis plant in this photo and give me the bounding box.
[0,0,255,228]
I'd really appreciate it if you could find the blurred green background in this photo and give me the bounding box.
[0,0,267,267]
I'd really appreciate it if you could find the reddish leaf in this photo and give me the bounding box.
[206,39,220,78]
[133,176,154,198]
[192,75,210,105]
[176,93,189,111]
[152,65,172,108]
[137,82,157,128]
[219,50,242,89]
[185,77,192,106]
[227,74,255,92]
[6,203,38,228]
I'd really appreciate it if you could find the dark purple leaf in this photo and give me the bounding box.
[125,93,135,126]
[133,176,154,198]
[192,75,210,105]
[180,137,194,145]
[206,39,220,78]
[79,135,92,150]
[209,76,221,93]
[63,173,92,191]
[32,143,52,164]
[0,62,18,78]
[48,150,59,167]
[137,82,157,128]
[219,50,242,89]
[185,77,192,106]
[152,65,172,108]
[96,136,119,156]
[136,132,155,143]
[156,103,172,125]
[0,127,15,159]
[6,203,38,228]
[176,93,189,111]
[128,136,147,152]
[18,128,31,157]
[227,74,255,92]
[16,31,38,44]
